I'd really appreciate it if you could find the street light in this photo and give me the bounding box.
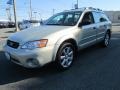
[77,0,78,7]
[75,0,79,9]
[34,12,37,20]
[39,13,42,20]
[53,9,55,15]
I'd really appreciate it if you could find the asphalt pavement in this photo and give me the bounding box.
[0,26,120,90]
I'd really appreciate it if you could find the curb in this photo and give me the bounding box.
[0,37,8,41]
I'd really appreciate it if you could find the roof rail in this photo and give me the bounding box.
[85,7,102,11]
[64,7,103,12]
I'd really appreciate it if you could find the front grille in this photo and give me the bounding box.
[7,40,19,49]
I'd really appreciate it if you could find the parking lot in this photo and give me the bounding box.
[0,26,120,89]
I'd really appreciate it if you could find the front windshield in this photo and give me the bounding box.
[45,11,82,26]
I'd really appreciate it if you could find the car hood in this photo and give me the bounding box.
[9,25,73,44]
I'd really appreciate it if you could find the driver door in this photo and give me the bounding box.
[78,12,97,47]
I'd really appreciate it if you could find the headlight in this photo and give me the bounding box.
[21,39,48,49]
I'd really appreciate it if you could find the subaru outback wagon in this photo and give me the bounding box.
[4,7,112,70]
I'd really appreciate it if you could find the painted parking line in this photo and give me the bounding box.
[111,37,120,40]
[0,37,7,41]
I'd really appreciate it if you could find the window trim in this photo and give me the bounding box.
[92,11,109,23]
[80,11,95,26]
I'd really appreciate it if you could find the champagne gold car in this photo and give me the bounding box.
[4,7,112,70]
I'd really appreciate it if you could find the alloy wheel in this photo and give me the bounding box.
[60,46,74,68]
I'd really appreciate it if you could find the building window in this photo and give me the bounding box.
[118,15,120,20]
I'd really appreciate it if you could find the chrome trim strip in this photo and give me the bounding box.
[81,34,96,41]
[80,39,96,47]
[97,36,104,40]
[97,32,105,35]
[80,32,105,47]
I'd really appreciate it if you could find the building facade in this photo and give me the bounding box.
[105,11,120,23]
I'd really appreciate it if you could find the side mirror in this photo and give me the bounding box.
[78,23,83,27]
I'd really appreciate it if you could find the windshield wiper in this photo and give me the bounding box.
[46,23,62,25]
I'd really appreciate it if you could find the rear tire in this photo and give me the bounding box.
[56,42,75,70]
[101,32,110,47]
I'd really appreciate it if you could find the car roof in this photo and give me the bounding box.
[64,7,104,13]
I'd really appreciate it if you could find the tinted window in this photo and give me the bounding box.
[100,17,107,22]
[46,14,64,25]
[45,11,82,26]
[118,15,120,20]
[93,12,109,23]
[74,12,81,23]
[92,12,100,23]
[81,12,94,26]
[100,13,109,22]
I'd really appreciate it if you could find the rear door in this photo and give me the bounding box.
[92,12,108,41]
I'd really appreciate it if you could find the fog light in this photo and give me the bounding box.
[27,59,39,67]
[5,52,11,60]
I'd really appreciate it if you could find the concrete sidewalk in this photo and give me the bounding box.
[0,28,15,51]
[0,28,15,39]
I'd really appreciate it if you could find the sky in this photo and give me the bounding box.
[0,0,120,21]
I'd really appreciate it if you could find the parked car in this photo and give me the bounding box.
[0,22,4,28]
[8,22,15,28]
[30,20,40,27]
[0,21,8,28]
[18,20,32,30]
[4,7,112,70]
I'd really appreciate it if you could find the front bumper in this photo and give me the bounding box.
[4,45,54,68]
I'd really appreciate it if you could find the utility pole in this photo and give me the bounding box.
[53,9,55,15]
[34,11,37,20]
[30,0,32,20]
[77,0,78,8]
[75,0,79,9]
[39,13,42,20]
[13,0,19,31]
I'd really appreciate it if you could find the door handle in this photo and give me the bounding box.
[104,25,107,27]
[93,27,97,30]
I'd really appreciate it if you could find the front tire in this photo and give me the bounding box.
[56,43,75,70]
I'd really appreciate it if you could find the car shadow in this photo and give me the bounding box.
[0,51,63,85]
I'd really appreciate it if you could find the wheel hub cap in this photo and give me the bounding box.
[60,46,73,68]
[105,34,110,46]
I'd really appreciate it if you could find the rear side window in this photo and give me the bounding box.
[92,12,109,23]
[92,12,100,23]
[100,13,109,22]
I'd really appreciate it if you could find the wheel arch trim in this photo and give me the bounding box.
[52,35,78,61]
